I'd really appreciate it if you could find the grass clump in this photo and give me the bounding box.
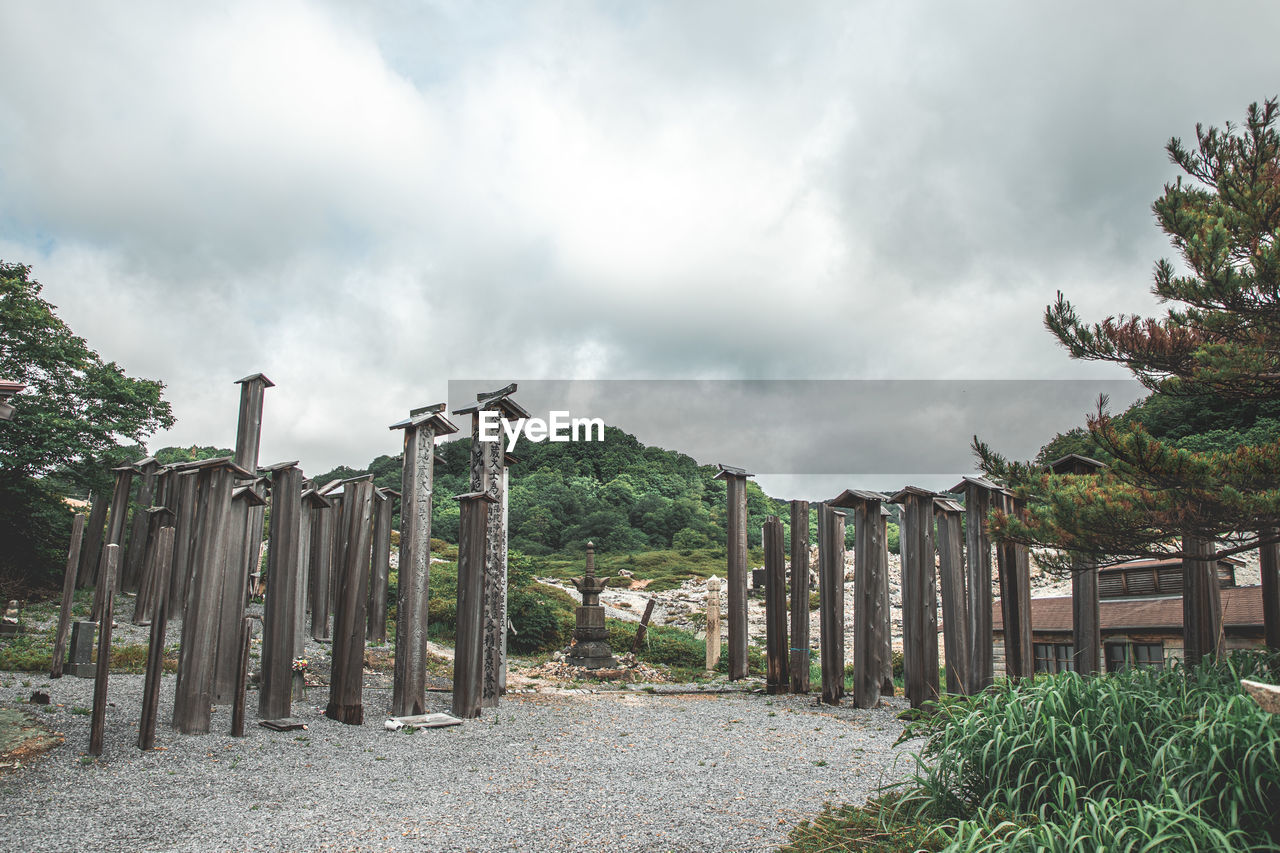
[784,651,1280,852]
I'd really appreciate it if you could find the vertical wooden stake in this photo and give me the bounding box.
[231,616,253,737]
[714,465,753,681]
[959,478,997,692]
[78,496,107,589]
[705,576,721,672]
[996,492,1033,681]
[92,466,134,622]
[632,598,656,656]
[326,481,375,725]
[453,491,496,719]
[840,491,888,709]
[1262,527,1280,652]
[260,463,303,721]
[818,504,846,706]
[789,500,810,694]
[139,527,175,750]
[50,514,85,679]
[763,515,788,694]
[934,500,970,694]
[366,488,395,643]
[89,545,118,757]
[895,488,939,708]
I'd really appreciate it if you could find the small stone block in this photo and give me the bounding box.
[387,712,463,729]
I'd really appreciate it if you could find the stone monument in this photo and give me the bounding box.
[565,542,618,669]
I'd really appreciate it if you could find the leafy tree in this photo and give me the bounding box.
[0,262,173,588]
[977,100,1280,565]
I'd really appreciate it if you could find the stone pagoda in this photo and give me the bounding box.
[565,542,618,669]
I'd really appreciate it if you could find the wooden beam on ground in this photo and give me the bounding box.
[138,526,174,750]
[763,515,788,694]
[326,480,375,725]
[788,500,810,694]
[89,545,119,756]
[50,514,85,679]
[452,491,496,719]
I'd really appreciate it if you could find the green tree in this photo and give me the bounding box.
[977,100,1280,565]
[0,262,173,588]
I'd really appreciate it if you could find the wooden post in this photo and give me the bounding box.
[213,484,266,705]
[955,476,998,691]
[326,480,375,725]
[632,598,657,655]
[297,489,328,657]
[390,406,454,718]
[995,491,1033,680]
[173,458,248,735]
[260,462,303,721]
[50,514,85,679]
[833,490,889,709]
[366,487,396,643]
[934,499,970,694]
[309,493,335,641]
[763,515,788,694]
[1262,527,1280,651]
[453,491,496,719]
[713,464,753,681]
[123,457,161,592]
[92,465,134,622]
[78,494,107,588]
[132,506,174,625]
[893,487,939,708]
[788,500,810,694]
[139,527,175,750]
[233,374,272,645]
[706,576,721,672]
[89,545,119,757]
[1182,531,1224,668]
[1047,455,1105,675]
[166,470,199,616]
[231,616,253,737]
[818,503,847,706]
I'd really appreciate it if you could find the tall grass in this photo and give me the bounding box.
[888,651,1280,851]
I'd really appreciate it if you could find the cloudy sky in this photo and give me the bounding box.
[1,2,1274,497]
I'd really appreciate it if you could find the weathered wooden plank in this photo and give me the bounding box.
[326,481,375,725]
[705,576,721,672]
[77,494,107,588]
[50,514,86,679]
[818,504,846,706]
[173,461,237,735]
[213,485,265,705]
[995,492,1033,680]
[230,616,253,737]
[92,466,134,622]
[366,488,395,643]
[89,545,119,756]
[260,464,303,721]
[166,471,199,616]
[716,467,751,681]
[1182,531,1224,668]
[132,506,174,625]
[851,496,886,709]
[896,489,939,708]
[632,598,657,655]
[1071,552,1101,675]
[123,457,161,592]
[452,491,496,719]
[763,515,788,694]
[934,501,969,694]
[391,409,456,716]
[878,509,893,695]
[960,480,995,691]
[309,496,335,641]
[1260,528,1279,651]
[788,500,810,694]
[138,526,174,750]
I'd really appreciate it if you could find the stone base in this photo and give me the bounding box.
[66,663,97,678]
[564,639,618,670]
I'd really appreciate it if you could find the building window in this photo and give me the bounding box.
[1104,641,1164,672]
[1034,642,1075,674]
[1105,642,1128,673]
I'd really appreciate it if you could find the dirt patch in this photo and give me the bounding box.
[0,706,63,774]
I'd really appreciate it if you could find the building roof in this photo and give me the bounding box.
[712,463,754,480]
[828,488,889,507]
[993,585,1264,633]
[1100,555,1244,572]
[1048,453,1106,474]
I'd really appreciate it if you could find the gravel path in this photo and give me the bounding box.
[0,672,921,852]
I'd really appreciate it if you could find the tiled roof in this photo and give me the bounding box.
[993,585,1265,632]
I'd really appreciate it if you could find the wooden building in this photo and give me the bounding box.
[992,555,1263,673]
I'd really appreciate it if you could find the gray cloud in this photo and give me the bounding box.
[0,1,1273,482]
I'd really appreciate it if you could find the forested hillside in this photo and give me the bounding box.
[315,425,791,554]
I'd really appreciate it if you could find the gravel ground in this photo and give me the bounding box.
[0,671,921,852]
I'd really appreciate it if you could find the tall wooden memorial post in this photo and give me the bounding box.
[213,483,266,705]
[1182,531,1224,668]
[953,476,1001,692]
[892,487,940,708]
[259,462,303,721]
[77,494,108,588]
[933,497,970,694]
[1262,527,1280,651]
[326,479,375,725]
[454,385,528,708]
[173,457,252,735]
[367,487,397,643]
[233,373,273,586]
[1048,454,1106,675]
[714,464,753,681]
[763,515,788,694]
[788,500,810,694]
[390,405,457,716]
[165,470,199,616]
[123,456,162,592]
[92,464,135,622]
[995,489,1033,680]
[297,487,330,652]
[832,490,891,709]
[817,501,847,705]
[453,491,496,719]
